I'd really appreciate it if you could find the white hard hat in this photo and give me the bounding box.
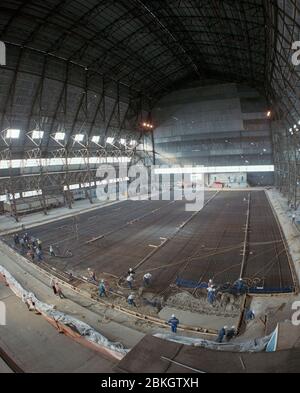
[172,314,175,318]
[231,326,235,329]
[224,326,228,329]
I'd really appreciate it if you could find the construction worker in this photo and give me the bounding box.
[292,213,296,224]
[208,279,214,289]
[50,278,57,295]
[207,287,216,304]
[54,281,65,299]
[126,273,134,290]
[98,280,107,297]
[226,326,236,341]
[128,267,136,276]
[168,314,179,333]
[143,272,152,287]
[13,233,19,246]
[37,239,42,250]
[30,236,36,248]
[88,269,97,283]
[22,294,40,314]
[24,233,29,244]
[235,278,246,295]
[49,245,56,257]
[35,247,43,262]
[19,237,26,254]
[216,326,227,343]
[27,247,35,261]
[127,293,137,307]
[245,309,255,322]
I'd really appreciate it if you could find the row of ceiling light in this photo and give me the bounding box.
[2,129,138,146]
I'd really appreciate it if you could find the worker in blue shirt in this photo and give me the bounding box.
[168,314,179,333]
[98,280,107,297]
[216,326,227,343]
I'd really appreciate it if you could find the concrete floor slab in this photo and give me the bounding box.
[266,188,300,286]
[3,190,293,296]
[0,284,116,373]
[116,335,300,373]
[158,306,239,331]
[0,244,145,349]
[0,358,13,373]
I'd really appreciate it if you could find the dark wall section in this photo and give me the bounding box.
[247,172,274,187]
[152,82,273,167]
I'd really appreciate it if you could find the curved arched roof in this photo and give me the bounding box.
[0,0,299,155]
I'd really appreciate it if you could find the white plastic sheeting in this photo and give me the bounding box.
[0,265,128,358]
[154,333,273,353]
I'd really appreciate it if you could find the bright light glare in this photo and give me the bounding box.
[32,130,44,139]
[74,134,84,142]
[54,132,65,140]
[6,128,20,139]
[91,136,100,144]
[106,137,114,144]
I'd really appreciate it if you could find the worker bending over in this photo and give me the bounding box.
[127,293,137,307]
[143,272,152,287]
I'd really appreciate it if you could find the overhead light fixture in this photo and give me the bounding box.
[130,139,137,146]
[74,134,84,142]
[294,125,297,129]
[6,128,20,139]
[91,136,100,144]
[267,111,271,118]
[106,137,114,144]
[142,122,154,129]
[32,130,44,139]
[54,132,65,140]
[120,138,126,145]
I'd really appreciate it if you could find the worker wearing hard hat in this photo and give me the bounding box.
[168,314,180,333]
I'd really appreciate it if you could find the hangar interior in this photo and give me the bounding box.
[0,0,300,374]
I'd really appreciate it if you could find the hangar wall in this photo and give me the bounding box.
[152,82,274,185]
